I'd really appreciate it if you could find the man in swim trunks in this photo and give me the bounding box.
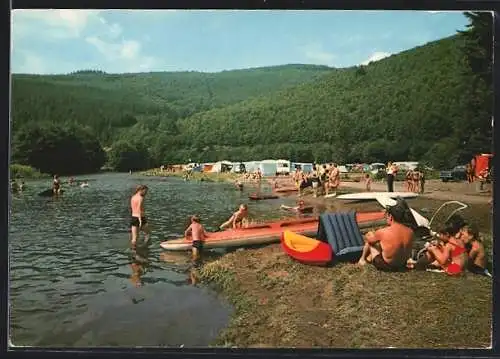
[130,184,151,247]
[357,199,414,271]
[220,204,248,230]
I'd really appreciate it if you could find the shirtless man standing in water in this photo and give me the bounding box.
[130,185,151,247]
[357,199,414,271]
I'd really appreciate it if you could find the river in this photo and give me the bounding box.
[9,173,492,347]
[8,173,300,347]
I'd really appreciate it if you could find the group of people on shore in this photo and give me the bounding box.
[358,197,489,277]
[403,167,425,193]
[290,163,341,196]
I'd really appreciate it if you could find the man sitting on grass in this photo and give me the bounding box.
[357,198,414,271]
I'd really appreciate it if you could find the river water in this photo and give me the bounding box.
[8,173,302,347]
[8,173,492,347]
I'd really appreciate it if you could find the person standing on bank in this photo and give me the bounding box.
[386,162,397,192]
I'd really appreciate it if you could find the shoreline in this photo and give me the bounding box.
[141,168,492,205]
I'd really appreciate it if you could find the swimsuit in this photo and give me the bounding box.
[372,254,403,272]
[443,242,466,276]
[192,240,204,250]
[130,216,147,228]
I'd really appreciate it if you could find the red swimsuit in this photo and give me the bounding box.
[444,241,467,276]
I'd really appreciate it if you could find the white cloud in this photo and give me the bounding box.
[14,50,47,74]
[85,36,161,72]
[361,51,391,65]
[12,9,102,39]
[12,9,163,74]
[302,42,336,65]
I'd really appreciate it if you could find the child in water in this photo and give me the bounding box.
[364,173,372,192]
[184,215,208,284]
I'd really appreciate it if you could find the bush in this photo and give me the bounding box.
[10,164,48,179]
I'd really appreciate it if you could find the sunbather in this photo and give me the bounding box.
[357,198,414,271]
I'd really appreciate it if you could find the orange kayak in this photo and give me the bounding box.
[160,211,386,251]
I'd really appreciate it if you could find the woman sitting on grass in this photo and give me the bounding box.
[460,224,491,277]
[407,225,468,276]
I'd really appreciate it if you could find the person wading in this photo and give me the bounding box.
[130,185,151,247]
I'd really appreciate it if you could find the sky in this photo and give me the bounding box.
[11,10,471,74]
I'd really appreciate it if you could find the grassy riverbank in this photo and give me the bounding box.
[198,195,493,348]
[10,164,50,179]
[199,234,492,348]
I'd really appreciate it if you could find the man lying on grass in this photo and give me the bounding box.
[357,199,414,272]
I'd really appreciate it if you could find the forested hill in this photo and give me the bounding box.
[172,35,491,167]
[10,12,493,175]
[11,64,333,143]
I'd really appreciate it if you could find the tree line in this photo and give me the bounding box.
[10,12,492,174]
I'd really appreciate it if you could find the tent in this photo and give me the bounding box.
[211,161,233,173]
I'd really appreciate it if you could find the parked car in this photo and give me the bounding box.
[439,165,467,182]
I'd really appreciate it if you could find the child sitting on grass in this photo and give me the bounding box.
[460,224,491,277]
[407,225,468,276]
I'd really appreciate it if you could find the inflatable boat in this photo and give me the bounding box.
[160,211,387,252]
[281,211,387,266]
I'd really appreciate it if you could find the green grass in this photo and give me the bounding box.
[198,240,492,348]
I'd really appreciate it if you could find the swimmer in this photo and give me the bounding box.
[52,175,61,195]
[10,179,18,193]
[235,179,244,191]
[80,181,89,188]
[220,204,248,230]
[280,200,314,214]
[130,185,151,247]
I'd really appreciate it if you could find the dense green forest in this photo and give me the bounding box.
[11,12,492,174]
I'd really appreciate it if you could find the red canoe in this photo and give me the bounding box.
[281,211,387,265]
[160,217,319,251]
[160,211,386,252]
[249,193,279,200]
